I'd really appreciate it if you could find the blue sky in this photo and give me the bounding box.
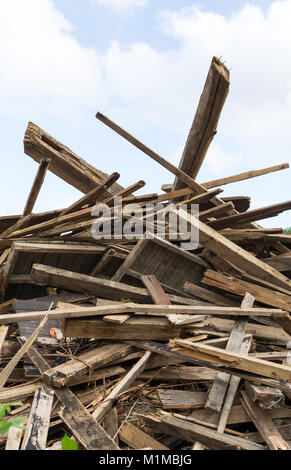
[1,0,291,227]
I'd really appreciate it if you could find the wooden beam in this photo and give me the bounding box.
[96,112,216,194]
[23,159,51,216]
[119,422,169,450]
[24,121,123,195]
[244,382,285,409]
[173,339,291,383]
[43,343,134,388]
[208,200,291,230]
[21,386,54,450]
[173,57,230,189]
[202,163,289,190]
[241,390,289,450]
[217,336,252,433]
[142,411,264,450]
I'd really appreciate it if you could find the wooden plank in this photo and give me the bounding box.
[0,383,39,402]
[112,239,149,282]
[158,389,207,410]
[119,422,169,450]
[241,390,289,450]
[103,408,118,444]
[173,56,230,189]
[62,316,183,342]
[30,264,153,303]
[103,314,132,324]
[140,366,216,382]
[175,207,291,292]
[21,386,54,450]
[202,163,289,190]
[184,281,239,307]
[43,343,134,388]
[264,253,291,272]
[142,411,264,450]
[92,351,151,421]
[2,301,272,325]
[24,121,123,195]
[205,293,254,413]
[208,200,291,230]
[0,326,9,355]
[90,248,116,276]
[199,202,234,221]
[142,274,172,305]
[96,112,213,194]
[217,336,252,433]
[5,426,23,450]
[103,180,146,206]
[173,339,291,383]
[23,159,50,216]
[272,312,291,335]
[202,269,291,312]
[245,382,285,409]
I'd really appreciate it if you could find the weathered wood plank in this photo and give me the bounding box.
[241,390,289,450]
[119,422,169,450]
[21,386,54,450]
[205,293,254,413]
[24,121,123,195]
[173,56,230,189]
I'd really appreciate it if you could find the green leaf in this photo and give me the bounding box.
[0,405,6,419]
[0,421,14,435]
[61,434,78,450]
[0,417,25,435]
[0,402,23,419]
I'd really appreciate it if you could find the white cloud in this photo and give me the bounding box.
[1,0,291,189]
[90,0,148,12]
[0,0,104,121]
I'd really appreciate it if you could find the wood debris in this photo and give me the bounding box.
[1,56,291,451]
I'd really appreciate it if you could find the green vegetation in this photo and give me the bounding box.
[61,434,78,450]
[283,227,291,234]
[0,403,25,435]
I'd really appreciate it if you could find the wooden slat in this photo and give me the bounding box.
[241,390,289,450]
[21,386,54,450]
[173,56,230,189]
[205,293,254,413]
[23,159,51,216]
[174,339,291,383]
[119,422,169,450]
[202,163,289,190]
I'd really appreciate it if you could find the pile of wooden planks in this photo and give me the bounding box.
[1,56,291,451]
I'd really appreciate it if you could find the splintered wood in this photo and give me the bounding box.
[0,56,291,451]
